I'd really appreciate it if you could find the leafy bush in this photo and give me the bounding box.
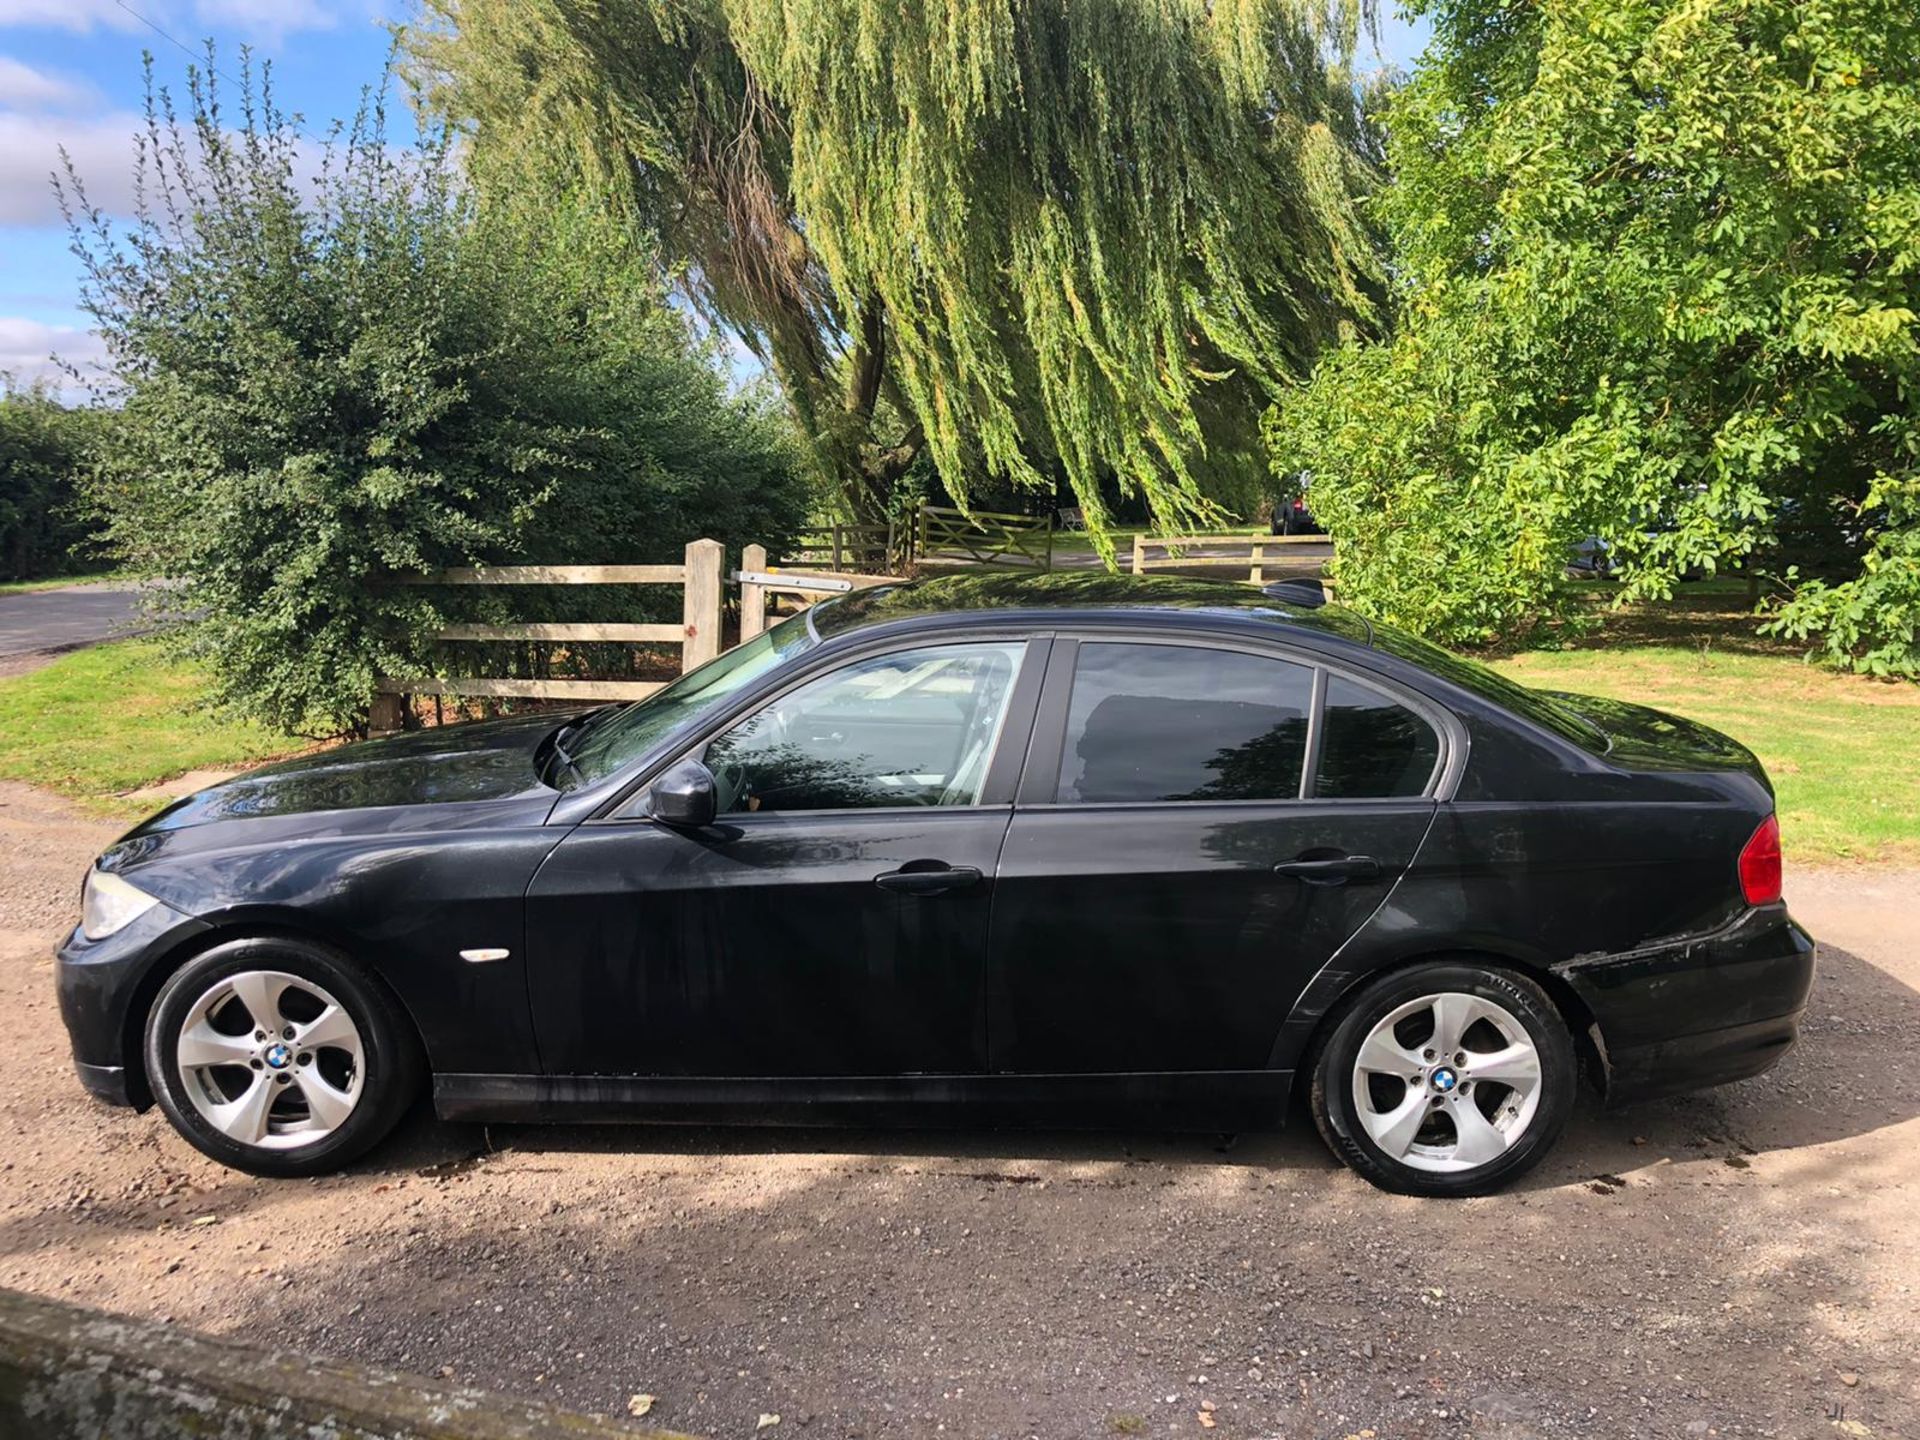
[1268,0,1920,669]
[0,382,107,582]
[66,60,805,736]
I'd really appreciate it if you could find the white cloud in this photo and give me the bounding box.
[0,109,144,224]
[0,315,109,395]
[0,0,138,31]
[0,55,97,110]
[192,0,339,42]
[0,0,351,41]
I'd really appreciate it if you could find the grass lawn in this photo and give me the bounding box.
[0,641,303,818]
[1487,586,1920,866]
[0,571,124,595]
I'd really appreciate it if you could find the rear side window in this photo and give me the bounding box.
[1058,643,1314,803]
[1316,675,1441,798]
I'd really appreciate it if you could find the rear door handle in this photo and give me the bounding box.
[874,865,983,896]
[1272,855,1383,886]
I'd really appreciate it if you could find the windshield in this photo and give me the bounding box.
[559,613,819,788]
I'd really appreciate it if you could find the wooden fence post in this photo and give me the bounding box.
[1131,533,1147,576]
[740,543,768,641]
[368,690,405,736]
[682,538,724,671]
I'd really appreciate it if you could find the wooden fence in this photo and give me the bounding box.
[1130,531,1324,585]
[916,504,1053,571]
[788,520,905,574]
[368,539,723,730]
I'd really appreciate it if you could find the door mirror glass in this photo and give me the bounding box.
[646,759,719,828]
[704,642,1027,814]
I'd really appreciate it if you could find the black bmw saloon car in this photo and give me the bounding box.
[56,573,1814,1196]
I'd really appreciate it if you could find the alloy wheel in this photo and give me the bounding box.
[174,969,365,1150]
[1349,990,1544,1174]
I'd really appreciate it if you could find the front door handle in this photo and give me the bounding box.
[874,865,983,896]
[1272,854,1383,886]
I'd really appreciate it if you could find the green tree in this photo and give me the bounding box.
[1267,0,1920,672]
[0,381,107,582]
[409,0,1386,551]
[67,56,805,737]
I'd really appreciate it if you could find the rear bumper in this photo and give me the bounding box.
[1554,903,1815,1106]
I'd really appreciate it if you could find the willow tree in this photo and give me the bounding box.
[409,0,1384,550]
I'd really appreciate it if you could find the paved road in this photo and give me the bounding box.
[0,583,148,664]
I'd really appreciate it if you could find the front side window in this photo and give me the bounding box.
[1057,643,1315,803]
[1316,675,1442,798]
[705,642,1026,814]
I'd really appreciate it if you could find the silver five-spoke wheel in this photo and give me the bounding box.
[175,969,365,1150]
[1349,990,1544,1174]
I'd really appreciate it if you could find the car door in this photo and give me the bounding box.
[986,635,1446,1079]
[526,636,1047,1078]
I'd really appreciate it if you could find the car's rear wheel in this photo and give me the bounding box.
[144,937,421,1177]
[1309,962,1575,1196]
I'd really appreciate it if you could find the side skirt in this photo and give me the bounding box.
[434,1070,1295,1132]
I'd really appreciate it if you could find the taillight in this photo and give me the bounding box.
[1738,813,1782,906]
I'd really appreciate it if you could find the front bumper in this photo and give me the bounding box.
[1555,902,1816,1106]
[55,901,209,1111]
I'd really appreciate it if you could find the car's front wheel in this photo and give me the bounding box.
[144,937,421,1177]
[1309,962,1576,1196]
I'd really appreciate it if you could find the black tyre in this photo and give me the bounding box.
[143,936,422,1178]
[1309,962,1576,1197]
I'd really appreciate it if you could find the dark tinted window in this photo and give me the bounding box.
[1058,643,1313,803]
[1317,675,1441,798]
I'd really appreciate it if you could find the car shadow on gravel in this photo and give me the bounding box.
[1511,937,1920,1194]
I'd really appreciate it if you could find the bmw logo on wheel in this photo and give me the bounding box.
[264,1043,293,1070]
[1430,1066,1458,1093]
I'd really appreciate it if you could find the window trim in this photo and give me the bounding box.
[1016,629,1461,811]
[601,633,1052,823]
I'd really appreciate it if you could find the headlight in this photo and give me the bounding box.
[81,869,159,940]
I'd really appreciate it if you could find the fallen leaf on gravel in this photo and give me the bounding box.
[628,1394,656,1417]
[1196,1412,1216,1429]
[757,1414,781,1430]
[1839,1373,1861,1387]
[1833,1421,1872,1437]
[190,1214,218,1226]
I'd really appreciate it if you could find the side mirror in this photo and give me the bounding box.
[645,759,719,829]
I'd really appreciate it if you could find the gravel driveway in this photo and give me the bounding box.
[1,779,1915,1440]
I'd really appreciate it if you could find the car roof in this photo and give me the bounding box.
[807,571,1375,650]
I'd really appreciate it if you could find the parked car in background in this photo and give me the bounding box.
[1270,472,1322,536]
[58,573,1812,1196]
[1567,535,1614,579]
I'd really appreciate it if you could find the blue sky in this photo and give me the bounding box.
[0,1,1430,395]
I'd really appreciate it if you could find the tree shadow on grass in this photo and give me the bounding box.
[1476,581,1806,660]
